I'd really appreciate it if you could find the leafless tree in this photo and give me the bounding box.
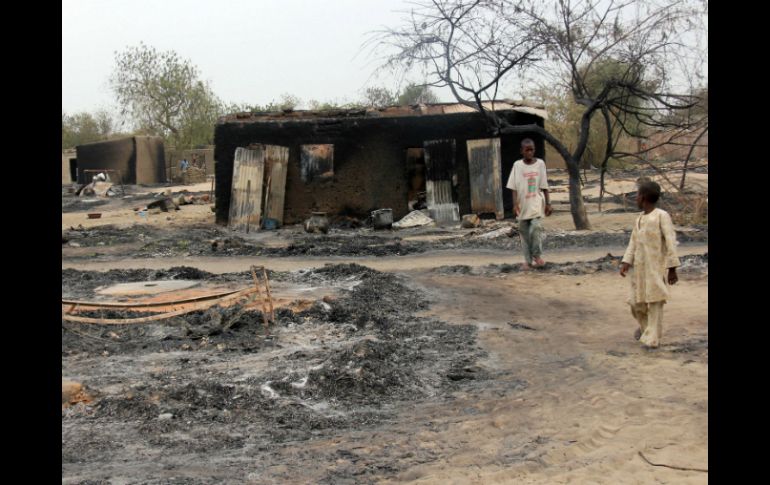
[372,0,707,229]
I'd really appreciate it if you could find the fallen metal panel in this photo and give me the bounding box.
[62,288,242,309]
[300,144,334,183]
[467,138,504,220]
[264,145,290,225]
[229,146,265,233]
[424,139,459,223]
[62,287,258,324]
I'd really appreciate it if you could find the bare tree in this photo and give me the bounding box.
[373,0,706,229]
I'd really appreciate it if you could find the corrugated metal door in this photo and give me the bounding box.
[424,139,460,223]
[264,145,289,225]
[467,138,504,220]
[229,146,265,233]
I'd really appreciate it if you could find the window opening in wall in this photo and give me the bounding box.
[300,144,334,183]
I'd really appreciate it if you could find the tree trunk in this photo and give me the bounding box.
[680,125,708,191]
[491,119,591,230]
[566,156,591,229]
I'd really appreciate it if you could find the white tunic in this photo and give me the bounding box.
[622,208,681,304]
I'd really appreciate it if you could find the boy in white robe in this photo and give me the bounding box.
[619,181,680,348]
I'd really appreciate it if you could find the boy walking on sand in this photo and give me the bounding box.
[619,181,680,348]
[506,138,552,270]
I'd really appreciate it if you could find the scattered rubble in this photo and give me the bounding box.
[62,264,487,482]
[432,252,708,276]
[461,214,481,228]
[474,225,515,239]
[393,210,434,229]
[305,212,330,234]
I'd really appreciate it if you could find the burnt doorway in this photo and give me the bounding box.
[423,139,459,223]
[69,159,78,183]
[405,148,426,211]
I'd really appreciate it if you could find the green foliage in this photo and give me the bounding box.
[362,87,397,107]
[396,83,438,105]
[62,110,120,149]
[110,43,222,149]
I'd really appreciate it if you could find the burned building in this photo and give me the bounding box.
[214,101,547,228]
[62,148,77,184]
[75,136,166,185]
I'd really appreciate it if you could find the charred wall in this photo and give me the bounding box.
[75,137,166,185]
[76,137,135,184]
[214,111,544,225]
[134,136,166,184]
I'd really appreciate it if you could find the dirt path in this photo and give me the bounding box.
[263,271,708,484]
[376,271,708,483]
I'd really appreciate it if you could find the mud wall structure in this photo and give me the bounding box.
[165,146,215,180]
[215,109,545,225]
[76,136,166,184]
[62,149,77,184]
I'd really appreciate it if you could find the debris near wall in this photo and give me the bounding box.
[171,167,208,185]
[304,212,330,234]
[146,197,179,212]
[131,193,211,216]
[184,167,207,183]
[461,214,481,228]
[78,181,118,197]
[75,173,125,197]
[474,225,516,239]
[393,210,434,229]
[370,209,393,230]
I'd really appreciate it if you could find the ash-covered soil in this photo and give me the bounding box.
[62,264,488,484]
[432,252,708,276]
[63,223,707,258]
[62,224,170,247]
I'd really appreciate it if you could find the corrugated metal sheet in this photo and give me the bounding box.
[441,102,548,120]
[467,138,504,220]
[264,145,289,225]
[229,147,265,233]
[219,100,546,123]
[424,139,460,224]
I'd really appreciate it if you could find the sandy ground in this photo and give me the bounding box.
[384,270,708,484]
